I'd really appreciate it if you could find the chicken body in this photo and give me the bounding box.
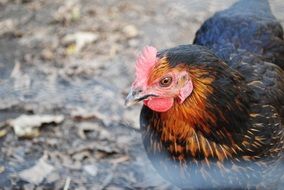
[126,0,284,189]
[140,45,284,189]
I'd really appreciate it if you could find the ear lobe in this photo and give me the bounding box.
[178,79,193,103]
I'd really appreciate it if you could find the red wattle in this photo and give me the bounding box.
[144,98,174,112]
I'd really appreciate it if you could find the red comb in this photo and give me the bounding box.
[134,46,157,89]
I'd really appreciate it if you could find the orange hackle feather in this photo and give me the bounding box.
[147,58,235,162]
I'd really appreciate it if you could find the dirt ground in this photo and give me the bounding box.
[0,0,283,189]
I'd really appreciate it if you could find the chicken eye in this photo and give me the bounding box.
[159,76,173,87]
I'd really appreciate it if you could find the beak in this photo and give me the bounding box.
[124,88,157,107]
[125,88,142,107]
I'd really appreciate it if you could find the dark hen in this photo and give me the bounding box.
[125,0,284,189]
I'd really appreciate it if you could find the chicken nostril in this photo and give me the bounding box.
[132,89,142,96]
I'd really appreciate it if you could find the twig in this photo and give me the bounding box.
[63,177,71,190]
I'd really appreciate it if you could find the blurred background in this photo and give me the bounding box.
[0,0,283,189]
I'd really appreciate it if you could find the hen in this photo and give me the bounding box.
[125,0,284,189]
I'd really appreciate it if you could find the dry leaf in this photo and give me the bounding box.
[83,164,98,176]
[8,114,64,138]
[0,165,5,174]
[122,25,139,38]
[0,129,7,138]
[18,156,55,185]
[63,32,98,53]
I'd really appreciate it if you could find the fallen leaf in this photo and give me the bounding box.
[0,129,7,138]
[63,32,98,53]
[77,122,112,140]
[0,165,5,173]
[70,107,102,120]
[41,49,54,60]
[18,156,55,185]
[110,155,129,165]
[83,164,98,176]
[68,141,120,158]
[8,114,64,138]
[66,43,77,55]
[53,0,81,24]
[48,151,81,170]
[122,25,139,38]
[45,171,60,184]
[72,150,91,161]
[0,19,16,36]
